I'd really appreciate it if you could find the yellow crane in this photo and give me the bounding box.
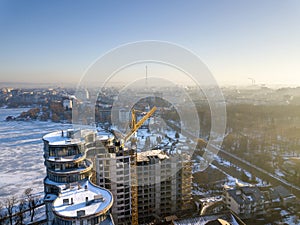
[123,106,157,225]
[124,106,157,142]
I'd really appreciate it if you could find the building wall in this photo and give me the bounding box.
[136,153,192,223]
[94,144,192,225]
[43,130,114,225]
[96,152,132,225]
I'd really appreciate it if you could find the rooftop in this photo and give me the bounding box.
[43,129,82,146]
[52,179,113,219]
[137,150,169,162]
[96,128,113,141]
[226,186,264,205]
[43,129,96,146]
[173,213,242,225]
[47,154,83,162]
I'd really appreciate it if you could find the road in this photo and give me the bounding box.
[214,145,300,197]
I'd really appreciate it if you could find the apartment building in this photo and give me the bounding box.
[43,129,114,225]
[223,186,265,219]
[136,150,192,223]
[96,148,132,225]
[95,146,193,225]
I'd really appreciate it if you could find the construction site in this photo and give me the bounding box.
[42,103,194,225]
[94,105,194,225]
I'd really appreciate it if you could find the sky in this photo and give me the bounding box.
[0,0,300,86]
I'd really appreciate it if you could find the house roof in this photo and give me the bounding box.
[226,186,264,205]
[273,185,295,199]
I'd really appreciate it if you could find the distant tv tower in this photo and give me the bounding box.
[145,65,148,86]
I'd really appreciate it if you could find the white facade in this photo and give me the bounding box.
[42,130,114,225]
[63,99,73,110]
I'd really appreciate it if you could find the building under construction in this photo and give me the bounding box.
[95,147,193,225]
[136,150,193,224]
[93,106,193,225]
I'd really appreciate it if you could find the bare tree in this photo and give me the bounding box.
[16,198,26,225]
[24,188,37,222]
[5,196,17,225]
[24,188,33,216]
[0,200,4,221]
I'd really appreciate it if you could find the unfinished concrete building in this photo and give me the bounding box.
[96,144,133,225]
[95,147,193,225]
[136,150,193,223]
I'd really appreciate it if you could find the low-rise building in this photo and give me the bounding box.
[223,186,265,219]
[172,212,246,225]
[271,186,297,207]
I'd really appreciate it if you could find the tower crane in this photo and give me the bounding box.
[120,106,157,225]
[125,106,157,142]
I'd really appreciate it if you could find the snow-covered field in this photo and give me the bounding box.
[0,108,71,201]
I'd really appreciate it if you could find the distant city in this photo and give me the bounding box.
[0,84,300,225]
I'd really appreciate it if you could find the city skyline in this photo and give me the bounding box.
[1,0,300,86]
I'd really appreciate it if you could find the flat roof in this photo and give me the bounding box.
[52,179,113,219]
[137,150,169,162]
[47,154,83,162]
[96,128,113,141]
[43,130,82,146]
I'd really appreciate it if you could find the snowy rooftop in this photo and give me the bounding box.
[173,213,241,225]
[43,129,82,146]
[47,154,83,162]
[137,150,169,162]
[97,128,113,141]
[52,179,113,219]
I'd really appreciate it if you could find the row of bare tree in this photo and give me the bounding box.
[0,188,41,225]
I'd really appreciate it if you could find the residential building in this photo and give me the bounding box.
[171,212,246,225]
[95,147,193,225]
[43,129,114,225]
[96,148,132,225]
[271,185,297,207]
[223,186,265,219]
[136,150,192,223]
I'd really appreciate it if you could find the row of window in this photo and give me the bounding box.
[55,212,108,225]
[46,161,86,171]
[47,172,89,183]
[48,146,81,157]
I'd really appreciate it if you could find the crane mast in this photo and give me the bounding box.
[124,106,157,225]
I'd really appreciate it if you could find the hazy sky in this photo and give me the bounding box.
[0,0,300,86]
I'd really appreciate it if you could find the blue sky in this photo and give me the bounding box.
[0,0,300,86]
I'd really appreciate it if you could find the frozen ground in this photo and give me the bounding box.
[0,108,71,201]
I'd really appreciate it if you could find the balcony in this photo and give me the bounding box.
[47,159,93,175]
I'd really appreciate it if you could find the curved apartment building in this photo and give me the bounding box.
[43,129,114,225]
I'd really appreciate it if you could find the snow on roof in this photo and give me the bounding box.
[43,130,82,146]
[44,194,57,202]
[52,179,113,218]
[137,150,169,162]
[47,154,82,162]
